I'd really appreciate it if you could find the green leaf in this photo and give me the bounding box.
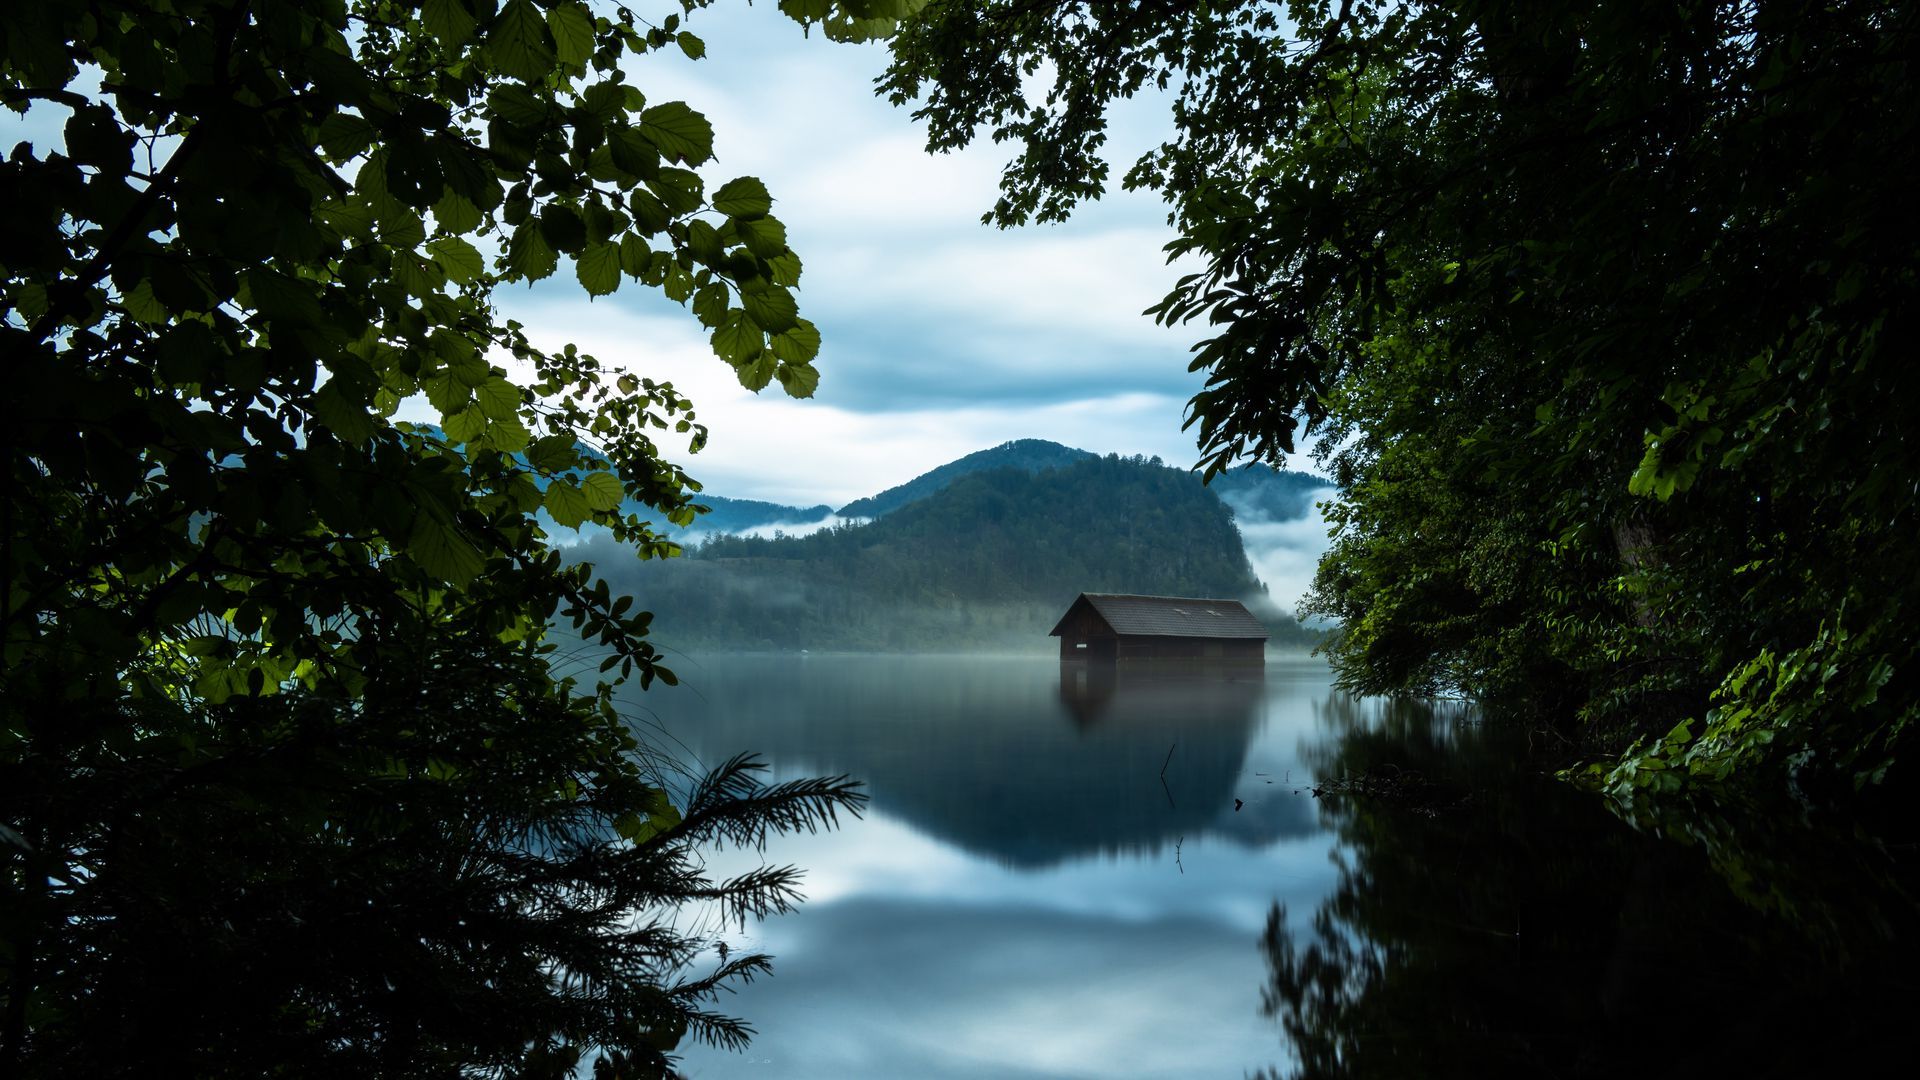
[740,283,798,333]
[712,176,772,218]
[641,251,672,287]
[648,167,705,215]
[488,84,549,128]
[393,252,445,298]
[528,434,579,471]
[426,236,485,284]
[13,282,49,321]
[736,351,777,392]
[691,282,728,328]
[543,480,591,529]
[627,190,671,233]
[424,372,471,414]
[421,0,479,46]
[581,80,626,120]
[662,263,694,303]
[408,513,485,587]
[769,317,821,364]
[580,471,624,512]
[434,135,502,210]
[244,269,322,326]
[775,361,820,398]
[576,241,621,296]
[441,337,491,387]
[677,31,706,60]
[735,216,788,259]
[764,251,803,287]
[504,222,558,281]
[311,380,376,445]
[546,2,596,68]
[433,191,483,234]
[481,413,532,454]
[619,234,651,277]
[318,113,376,161]
[487,0,555,82]
[64,105,132,171]
[779,0,835,19]
[609,129,660,181]
[640,102,714,165]
[444,403,488,444]
[122,280,168,324]
[1628,444,1663,498]
[539,203,587,254]
[711,310,761,365]
[686,219,723,264]
[474,376,522,420]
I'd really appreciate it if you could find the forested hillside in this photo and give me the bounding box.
[577,454,1313,651]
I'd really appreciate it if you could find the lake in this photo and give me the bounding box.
[619,653,1917,1078]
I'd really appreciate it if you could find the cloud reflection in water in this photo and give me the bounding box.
[638,655,1344,1078]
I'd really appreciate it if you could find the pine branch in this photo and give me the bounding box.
[648,754,867,854]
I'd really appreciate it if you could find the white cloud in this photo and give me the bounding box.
[810,225,1199,348]
[495,297,1211,506]
[1229,489,1340,617]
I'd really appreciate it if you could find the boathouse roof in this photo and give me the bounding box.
[1049,593,1270,640]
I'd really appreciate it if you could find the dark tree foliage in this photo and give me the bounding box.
[24,632,862,1079]
[0,0,917,1073]
[880,0,1920,791]
[585,453,1309,651]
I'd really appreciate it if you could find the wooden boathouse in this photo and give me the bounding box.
[1049,593,1268,665]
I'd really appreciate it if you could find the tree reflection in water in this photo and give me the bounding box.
[1260,694,1918,1078]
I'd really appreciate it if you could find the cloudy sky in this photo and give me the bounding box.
[502,2,1231,507]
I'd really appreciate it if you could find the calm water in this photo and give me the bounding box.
[618,654,1917,1079]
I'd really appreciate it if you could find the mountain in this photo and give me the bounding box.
[832,439,1327,526]
[576,453,1318,651]
[834,438,1096,520]
[649,440,1328,543]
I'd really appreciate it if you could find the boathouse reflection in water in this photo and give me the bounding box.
[636,654,1315,868]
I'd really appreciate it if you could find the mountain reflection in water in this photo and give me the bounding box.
[640,654,1316,868]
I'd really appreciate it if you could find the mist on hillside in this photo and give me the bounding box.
[681,512,857,545]
[1221,486,1338,624]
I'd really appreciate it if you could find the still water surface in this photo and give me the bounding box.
[621,654,1915,1078]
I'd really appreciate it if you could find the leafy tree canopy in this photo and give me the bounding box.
[880,0,1920,791]
[0,0,923,1073]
